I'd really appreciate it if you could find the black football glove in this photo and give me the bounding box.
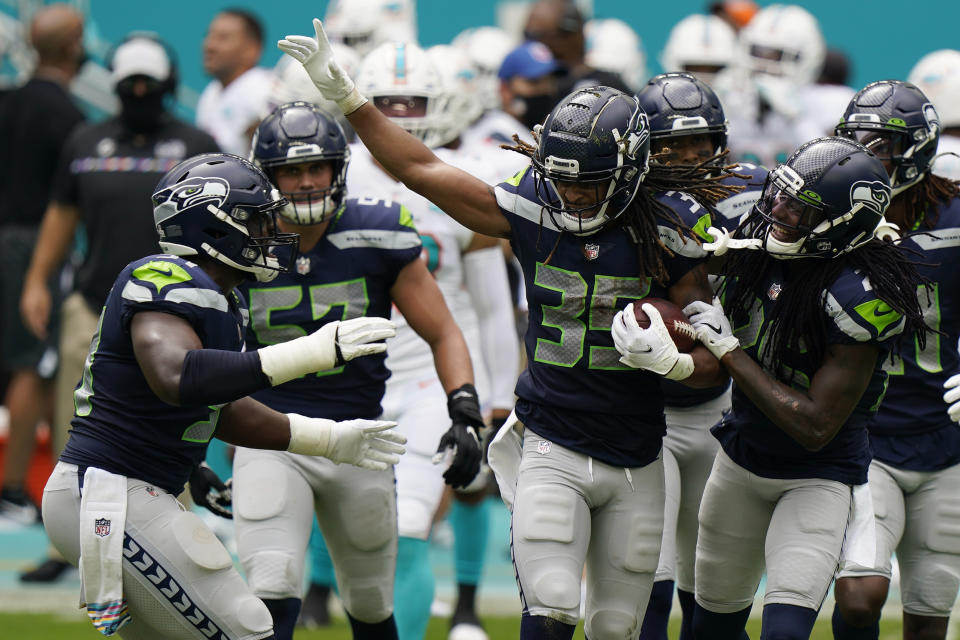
[434,383,484,488]
[188,462,233,519]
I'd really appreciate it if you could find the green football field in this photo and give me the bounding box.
[0,612,908,639]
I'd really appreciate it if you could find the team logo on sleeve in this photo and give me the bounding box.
[164,177,230,212]
[849,180,891,216]
[94,517,112,537]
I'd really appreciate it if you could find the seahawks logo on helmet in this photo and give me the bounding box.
[164,177,230,212]
[849,180,891,215]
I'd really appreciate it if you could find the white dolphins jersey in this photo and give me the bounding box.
[346,143,493,398]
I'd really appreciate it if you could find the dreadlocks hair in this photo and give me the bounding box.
[900,172,960,231]
[718,239,930,384]
[501,136,744,284]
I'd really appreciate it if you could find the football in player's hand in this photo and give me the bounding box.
[633,298,697,353]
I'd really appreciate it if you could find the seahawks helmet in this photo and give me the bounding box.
[835,80,941,196]
[636,72,728,159]
[531,86,650,236]
[741,137,891,259]
[152,154,298,282]
[251,102,350,224]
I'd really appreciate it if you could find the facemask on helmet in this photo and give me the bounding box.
[356,41,450,149]
[835,80,941,196]
[152,153,299,282]
[251,102,351,225]
[739,4,825,87]
[741,136,891,259]
[531,86,650,236]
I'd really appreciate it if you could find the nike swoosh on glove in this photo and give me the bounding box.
[278,18,368,114]
[684,299,739,360]
[611,302,684,376]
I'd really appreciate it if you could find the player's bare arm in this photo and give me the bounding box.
[721,342,879,451]
[20,201,81,339]
[668,265,729,388]
[278,18,509,239]
[131,310,203,405]
[390,257,474,393]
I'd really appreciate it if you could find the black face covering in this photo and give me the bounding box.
[117,88,167,134]
[513,92,556,130]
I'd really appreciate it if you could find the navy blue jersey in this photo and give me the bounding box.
[60,255,247,495]
[495,168,711,467]
[870,195,960,471]
[713,262,905,484]
[662,163,768,408]
[241,198,422,420]
[712,163,768,232]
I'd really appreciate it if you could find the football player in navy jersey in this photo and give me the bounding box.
[233,101,484,640]
[674,137,929,640]
[278,20,739,640]
[634,72,767,640]
[40,153,406,640]
[831,81,960,640]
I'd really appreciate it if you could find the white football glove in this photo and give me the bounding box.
[943,374,960,423]
[702,226,762,256]
[286,413,407,471]
[277,18,368,114]
[684,299,739,360]
[611,303,694,380]
[258,317,396,386]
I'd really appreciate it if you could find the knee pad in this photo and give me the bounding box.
[233,594,274,636]
[235,458,288,521]
[586,608,638,640]
[532,571,581,611]
[245,550,301,599]
[342,581,393,623]
[339,486,394,551]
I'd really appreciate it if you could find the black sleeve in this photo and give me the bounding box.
[50,126,83,207]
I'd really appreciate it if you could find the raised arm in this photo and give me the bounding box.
[278,18,510,239]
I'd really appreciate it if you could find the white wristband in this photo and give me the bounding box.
[286,412,334,456]
[257,321,339,386]
[337,88,368,116]
[664,353,695,381]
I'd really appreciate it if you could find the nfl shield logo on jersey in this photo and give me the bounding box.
[94,517,111,538]
[768,282,782,301]
[583,244,600,261]
[296,256,311,275]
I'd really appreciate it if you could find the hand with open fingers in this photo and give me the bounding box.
[684,299,739,360]
[703,226,762,256]
[277,18,367,113]
[943,374,960,423]
[188,462,233,519]
[336,316,396,364]
[327,419,407,470]
[611,302,682,375]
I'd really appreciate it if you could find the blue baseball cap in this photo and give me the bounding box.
[498,41,560,81]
